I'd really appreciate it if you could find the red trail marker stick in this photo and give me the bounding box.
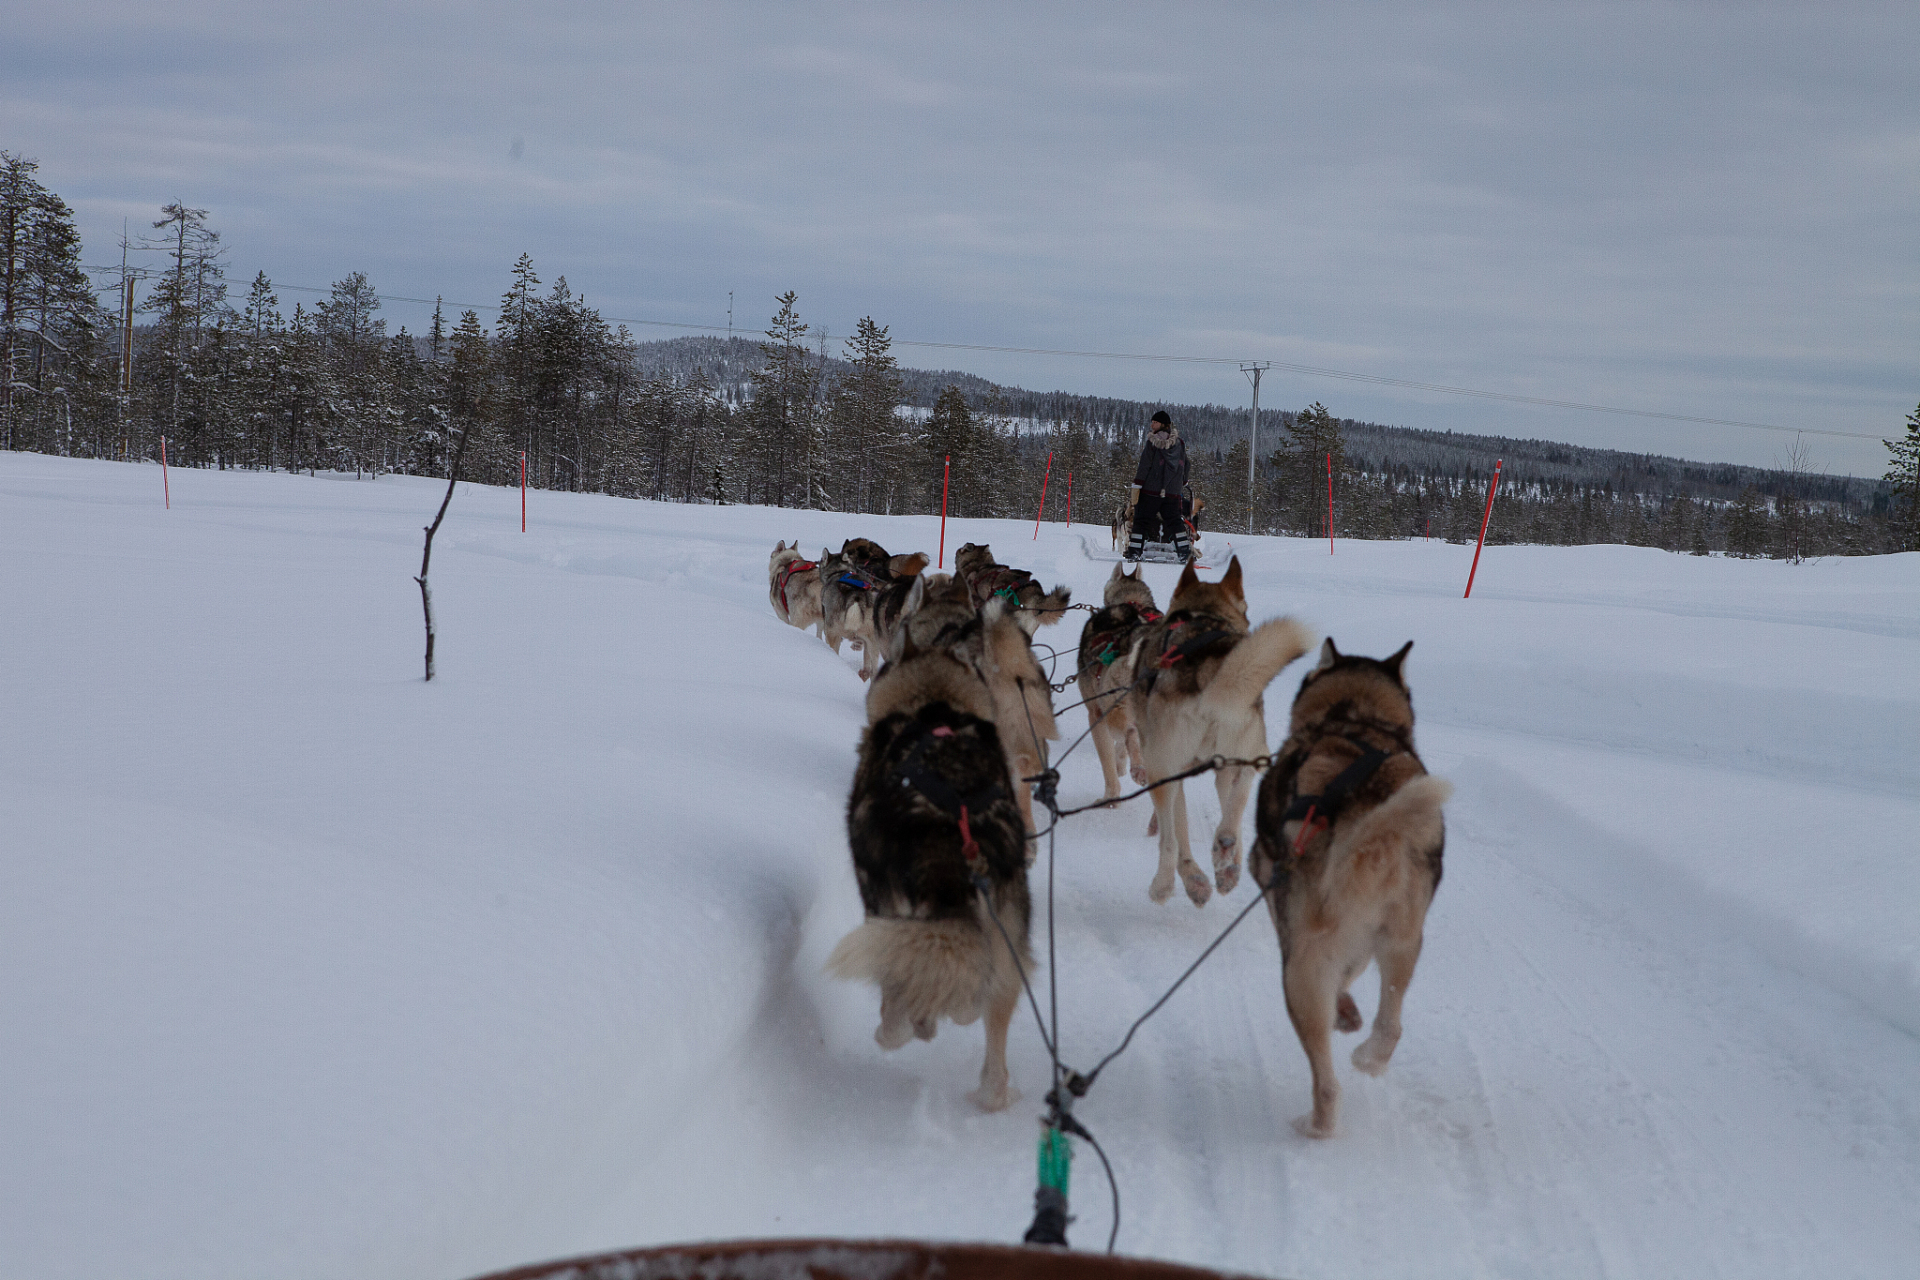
[938,455,951,568]
[520,451,527,532]
[1065,471,1073,529]
[1033,450,1054,539]
[160,435,170,509]
[1464,460,1504,599]
[1327,451,1334,555]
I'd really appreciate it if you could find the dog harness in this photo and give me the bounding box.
[776,558,816,617]
[1082,604,1161,669]
[1278,734,1400,857]
[890,718,1008,874]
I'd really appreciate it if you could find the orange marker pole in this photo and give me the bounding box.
[938,455,951,568]
[1033,450,1054,539]
[520,451,527,532]
[1065,471,1073,530]
[1464,460,1504,599]
[161,435,170,509]
[1327,452,1333,555]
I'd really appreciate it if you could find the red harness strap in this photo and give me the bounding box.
[777,559,817,616]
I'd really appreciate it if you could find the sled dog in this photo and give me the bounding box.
[896,573,1059,854]
[819,539,930,680]
[1250,639,1449,1139]
[1126,558,1313,906]
[768,540,825,635]
[828,633,1033,1111]
[952,542,1072,634]
[1075,561,1162,803]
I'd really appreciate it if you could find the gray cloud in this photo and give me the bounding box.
[6,1,1914,472]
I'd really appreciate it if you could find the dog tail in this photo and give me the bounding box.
[1322,775,1452,901]
[1028,584,1073,628]
[827,915,1026,1029]
[1201,616,1314,716]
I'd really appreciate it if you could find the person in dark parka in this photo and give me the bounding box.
[1127,410,1191,561]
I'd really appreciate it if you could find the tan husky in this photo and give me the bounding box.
[897,573,1058,855]
[1249,638,1450,1139]
[1075,562,1162,803]
[768,540,825,635]
[828,631,1032,1111]
[1126,558,1313,906]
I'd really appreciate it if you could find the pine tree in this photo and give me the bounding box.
[1725,486,1769,558]
[1278,403,1347,537]
[746,292,818,507]
[1884,403,1920,552]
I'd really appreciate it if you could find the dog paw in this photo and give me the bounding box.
[875,1020,912,1051]
[1148,870,1176,904]
[1292,1113,1336,1140]
[913,1017,938,1042]
[1352,1038,1394,1076]
[1212,834,1240,894]
[1335,993,1362,1033]
[1146,811,1158,836]
[970,1083,1020,1113]
[1181,863,1214,907]
[1130,762,1149,786]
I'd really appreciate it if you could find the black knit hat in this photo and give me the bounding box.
[1150,410,1172,427]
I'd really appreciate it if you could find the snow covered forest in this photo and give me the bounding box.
[6,155,1916,558]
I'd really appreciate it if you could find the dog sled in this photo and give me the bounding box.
[467,1237,1247,1280]
[1106,483,1213,565]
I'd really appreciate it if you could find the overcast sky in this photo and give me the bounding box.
[8,2,1915,474]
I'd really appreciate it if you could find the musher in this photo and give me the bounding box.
[1125,409,1191,562]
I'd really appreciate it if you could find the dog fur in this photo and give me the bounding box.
[1125,557,1314,906]
[1075,561,1161,803]
[828,635,1033,1111]
[818,538,930,680]
[952,542,1071,635]
[1249,638,1449,1139]
[768,540,826,634]
[897,573,1059,854]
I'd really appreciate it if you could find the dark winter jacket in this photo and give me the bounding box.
[1132,427,1188,494]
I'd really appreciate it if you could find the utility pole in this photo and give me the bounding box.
[1241,362,1270,535]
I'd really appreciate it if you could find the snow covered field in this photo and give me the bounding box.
[3,452,1917,1280]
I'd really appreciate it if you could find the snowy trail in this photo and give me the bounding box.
[2,454,1916,1280]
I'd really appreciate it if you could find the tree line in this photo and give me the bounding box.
[4,153,1914,558]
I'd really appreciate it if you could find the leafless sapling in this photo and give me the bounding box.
[415,422,473,681]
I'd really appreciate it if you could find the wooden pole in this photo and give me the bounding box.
[1464,460,1504,599]
[1033,450,1054,539]
[938,455,951,567]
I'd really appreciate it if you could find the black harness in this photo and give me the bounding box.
[1279,734,1396,828]
[890,717,1007,820]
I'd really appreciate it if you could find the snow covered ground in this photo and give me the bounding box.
[3,452,1916,1280]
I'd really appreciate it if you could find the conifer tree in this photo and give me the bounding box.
[1884,403,1920,552]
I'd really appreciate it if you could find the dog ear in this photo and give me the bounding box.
[1174,558,1199,597]
[1316,637,1340,671]
[1110,560,1125,581]
[1221,556,1244,601]
[774,539,786,553]
[1384,640,1412,684]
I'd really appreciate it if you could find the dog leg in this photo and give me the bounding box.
[1335,992,1363,1033]
[1089,709,1122,802]
[1353,933,1422,1077]
[1285,951,1341,1138]
[876,987,914,1051]
[1210,763,1254,895]
[1173,784,1212,907]
[970,981,1021,1113]
[1124,721,1148,787]
[1146,781,1181,903]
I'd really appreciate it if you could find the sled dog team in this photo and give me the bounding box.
[770,537,1450,1138]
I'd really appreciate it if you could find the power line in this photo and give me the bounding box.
[121,277,1883,442]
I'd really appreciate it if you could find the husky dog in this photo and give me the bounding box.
[1126,558,1313,906]
[768,540,825,635]
[1112,489,1139,552]
[819,539,930,680]
[1075,562,1162,803]
[952,542,1072,635]
[900,574,1059,853]
[828,634,1033,1111]
[1249,639,1448,1138]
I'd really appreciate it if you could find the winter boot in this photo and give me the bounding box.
[1125,531,1146,561]
[1173,529,1193,562]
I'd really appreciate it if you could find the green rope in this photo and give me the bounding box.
[1037,1123,1073,1195]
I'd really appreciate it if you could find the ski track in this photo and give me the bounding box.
[2,455,1917,1280]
